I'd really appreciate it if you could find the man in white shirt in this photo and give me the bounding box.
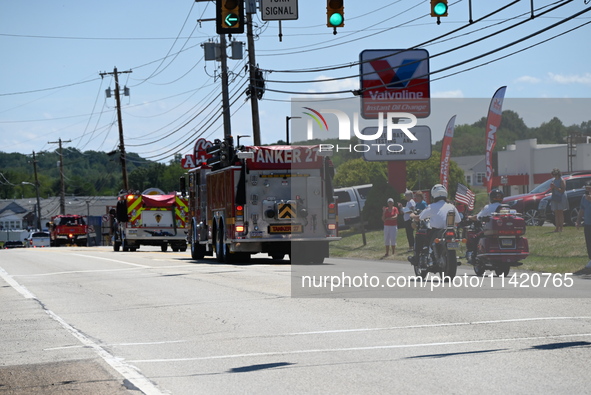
[408,184,461,265]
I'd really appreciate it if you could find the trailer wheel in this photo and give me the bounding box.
[161,244,168,252]
[113,242,120,252]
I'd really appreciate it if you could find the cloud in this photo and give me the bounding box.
[548,72,591,85]
[306,76,358,95]
[515,75,541,84]
[432,90,464,98]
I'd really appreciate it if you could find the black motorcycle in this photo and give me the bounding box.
[412,210,460,280]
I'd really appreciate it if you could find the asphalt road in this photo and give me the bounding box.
[1,246,590,394]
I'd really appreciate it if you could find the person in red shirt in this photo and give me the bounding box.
[381,198,399,259]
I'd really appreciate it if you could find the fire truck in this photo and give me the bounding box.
[48,214,88,247]
[181,137,340,264]
[113,188,189,252]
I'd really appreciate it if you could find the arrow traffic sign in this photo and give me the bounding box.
[225,13,239,27]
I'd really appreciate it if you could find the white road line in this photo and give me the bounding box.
[126,332,591,364]
[71,253,151,268]
[285,316,591,335]
[0,267,36,299]
[0,266,166,395]
[44,340,188,351]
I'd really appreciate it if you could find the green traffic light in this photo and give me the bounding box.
[329,12,343,27]
[225,13,239,27]
[433,2,447,16]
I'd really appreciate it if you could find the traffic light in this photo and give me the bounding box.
[206,139,223,168]
[430,0,448,17]
[326,0,344,28]
[216,0,244,35]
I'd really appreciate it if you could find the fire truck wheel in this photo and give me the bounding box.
[161,244,168,252]
[122,240,130,252]
[191,241,205,260]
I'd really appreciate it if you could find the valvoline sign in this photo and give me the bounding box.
[360,49,430,119]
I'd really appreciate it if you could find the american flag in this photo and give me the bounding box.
[455,183,475,211]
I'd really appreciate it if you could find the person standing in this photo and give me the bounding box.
[381,198,399,259]
[550,168,568,232]
[401,190,416,252]
[414,191,427,211]
[576,181,591,269]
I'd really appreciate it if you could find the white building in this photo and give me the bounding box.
[496,138,591,195]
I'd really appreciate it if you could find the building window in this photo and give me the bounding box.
[466,175,472,185]
[476,173,485,184]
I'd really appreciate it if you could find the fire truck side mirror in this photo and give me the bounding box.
[179,176,187,196]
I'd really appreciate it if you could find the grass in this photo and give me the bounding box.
[330,224,588,274]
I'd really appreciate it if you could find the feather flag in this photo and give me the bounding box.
[484,86,506,192]
[439,115,456,189]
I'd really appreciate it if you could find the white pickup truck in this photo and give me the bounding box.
[335,184,372,228]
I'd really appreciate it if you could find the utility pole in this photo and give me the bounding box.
[32,151,42,230]
[246,9,261,145]
[48,138,71,215]
[100,67,132,191]
[219,34,232,139]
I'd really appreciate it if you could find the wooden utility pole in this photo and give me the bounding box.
[100,67,132,191]
[48,138,71,215]
[246,10,261,145]
[32,151,42,230]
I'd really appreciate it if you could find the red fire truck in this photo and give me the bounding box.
[181,138,340,263]
[113,188,189,252]
[48,214,88,247]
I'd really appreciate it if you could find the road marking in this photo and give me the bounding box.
[126,332,591,363]
[0,267,36,299]
[44,340,188,351]
[71,253,151,268]
[285,316,591,335]
[0,266,166,395]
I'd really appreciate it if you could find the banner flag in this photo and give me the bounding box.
[439,115,456,189]
[484,86,507,192]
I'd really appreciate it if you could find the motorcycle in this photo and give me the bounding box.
[464,206,529,277]
[411,209,461,280]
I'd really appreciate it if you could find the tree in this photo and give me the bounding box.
[333,158,386,187]
[361,173,401,229]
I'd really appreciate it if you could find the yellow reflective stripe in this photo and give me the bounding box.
[127,196,143,223]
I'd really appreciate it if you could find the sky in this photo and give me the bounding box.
[1,0,590,163]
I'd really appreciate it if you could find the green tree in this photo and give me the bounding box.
[361,174,401,229]
[333,158,386,187]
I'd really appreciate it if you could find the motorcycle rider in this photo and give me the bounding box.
[468,189,504,221]
[408,184,462,265]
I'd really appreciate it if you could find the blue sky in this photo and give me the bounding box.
[1,0,590,162]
